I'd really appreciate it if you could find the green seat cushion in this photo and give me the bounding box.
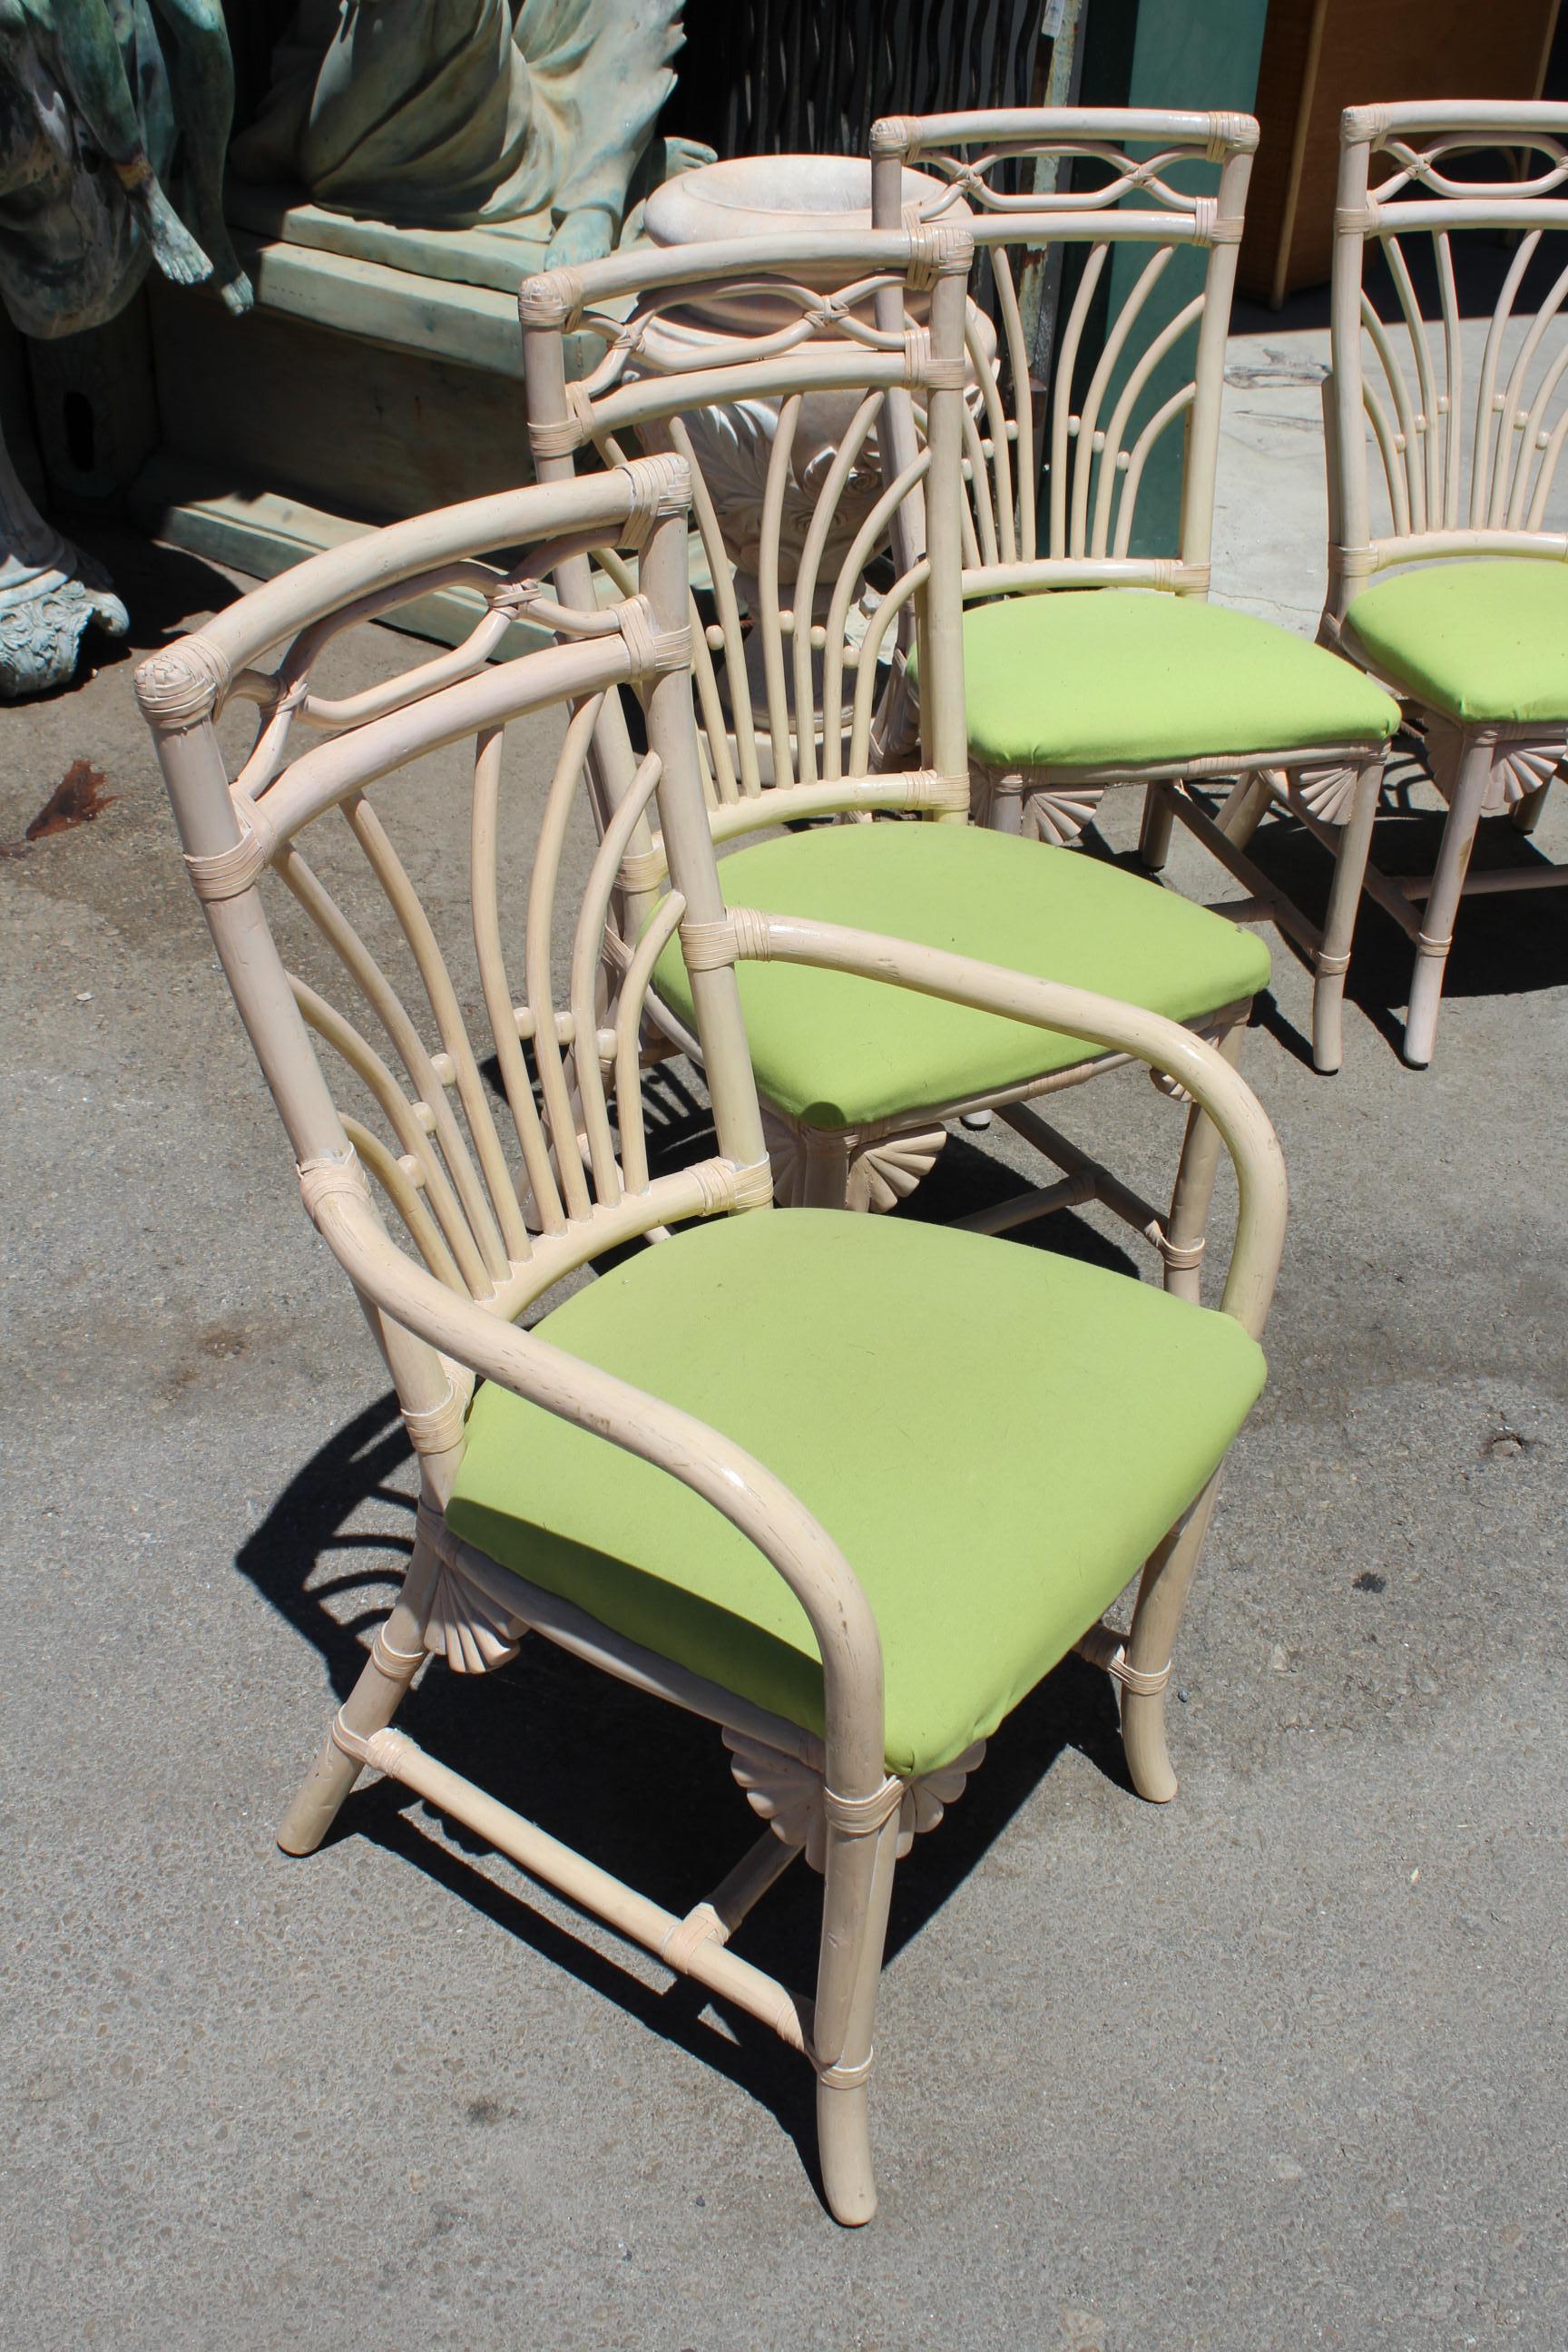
[652,820,1269,1130]
[1345,558,1568,725]
[447,1210,1266,1779]
[946,589,1397,769]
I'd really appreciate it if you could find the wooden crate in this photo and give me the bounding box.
[1240,0,1561,307]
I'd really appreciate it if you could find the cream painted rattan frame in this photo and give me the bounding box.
[520,227,1260,1298]
[1313,101,1568,1066]
[136,455,1286,2225]
[870,108,1394,1074]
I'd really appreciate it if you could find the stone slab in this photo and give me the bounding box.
[227,185,553,298]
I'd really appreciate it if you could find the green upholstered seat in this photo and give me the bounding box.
[947,589,1398,770]
[447,1210,1267,1779]
[652,821,1271,1130]
[1344,558,1568,726]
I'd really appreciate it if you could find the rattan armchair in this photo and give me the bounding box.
[1312,102,1568,1065]
[520,226,1273,1299]
[136,455,1286,2224]
[869,108,1403,1073]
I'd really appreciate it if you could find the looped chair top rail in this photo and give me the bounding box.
[1327,102,1568,580]
[517,224,975,334]
[136,460,691,731]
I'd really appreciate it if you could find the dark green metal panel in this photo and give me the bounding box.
[1073,0,1269,557]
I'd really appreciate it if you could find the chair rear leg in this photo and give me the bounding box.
[1160,1019,1246,1304]
[813,1799,902,2225]
[800,1130,856,1210]
[1405,736,1493,1067]
[1511,777,1553,834]
[1138,779,1176,871]
[1309,756,1382,1074]
[1120,1474,1226,1803]
[277,1534,439,1856]
[975,763,1027,835]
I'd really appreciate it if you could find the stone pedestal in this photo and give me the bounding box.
[0,421,126,697]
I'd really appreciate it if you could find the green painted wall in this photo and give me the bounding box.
[1070,0,1269,556]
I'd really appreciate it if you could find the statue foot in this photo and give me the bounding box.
[663,135,718,178]
[190,207,255,315]
[544,203,617,271]
[129,172,214,289]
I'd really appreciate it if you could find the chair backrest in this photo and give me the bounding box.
[134,458,774,1439]
[1324,102,1568,631]
[518,225,975,940]
[869,108,1257,589]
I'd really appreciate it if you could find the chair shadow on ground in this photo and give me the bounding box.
[236,1073,1140,2204]
[1237,799,1567,1069]
[1083,756,1568,1072]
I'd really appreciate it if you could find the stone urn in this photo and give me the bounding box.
[632,154,991,612]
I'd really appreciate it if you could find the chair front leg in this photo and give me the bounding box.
[813,1792,902,2226]
[1120,1473,1226,1804]
[1405,733,1494,1067]
[1160,1018,1247,1304]
[1308,755,1383,1074]
[277,1524,440,1856]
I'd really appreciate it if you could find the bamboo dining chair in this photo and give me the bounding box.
[136,454,1286,2224]
[1308,102,1568,1065]
[868,109,1403,1073]
[521,225,1273,1298]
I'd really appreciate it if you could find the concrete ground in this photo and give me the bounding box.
[2,313,1565,2352]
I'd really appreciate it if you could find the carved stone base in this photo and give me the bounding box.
[0,421,126,699]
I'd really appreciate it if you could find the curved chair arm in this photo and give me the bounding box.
[688,910,1288,1339]
[302,1161,889,1799]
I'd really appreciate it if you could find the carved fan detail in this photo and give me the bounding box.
[423,1560,526,1674]
[723,1731,987,1868]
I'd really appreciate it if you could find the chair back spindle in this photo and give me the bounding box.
[519,225,977,942]
[871,108,1259,591]
[1325,102,1568,625]
[135,462,775,1485]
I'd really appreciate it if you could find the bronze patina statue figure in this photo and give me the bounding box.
[230,0,695,268]
[0,0,249,692]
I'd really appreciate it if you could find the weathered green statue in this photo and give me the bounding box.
[0,0,249,693]
[0,0,251,331]
[230,0,695,268]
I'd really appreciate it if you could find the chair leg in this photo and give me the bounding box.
[1510,778,1552,834]
[277,1532,439,1857]
[1160,1019,1246,1305]
[799,1130,855,1210]
[977,764,1027,836]
[1120,1475,1225,1804]
[1309,756,1382,1075]
[1214,768,1275,850]
[1138,779,1176,871]
[1405,735,1493,1068]
[813,1802,902,2226]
